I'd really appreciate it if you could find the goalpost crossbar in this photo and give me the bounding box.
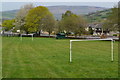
[70,38,114,63]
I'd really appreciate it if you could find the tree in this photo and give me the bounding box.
[61,11,77,36]
[103,7,118,31]
[42,14,55,37]
[25,6,54,36]
[2,19,15,31]
[15,4,34,33]
[62,10,74,19]
[55,20,65,33]
[76,16,87,36]
[60,10,86,37]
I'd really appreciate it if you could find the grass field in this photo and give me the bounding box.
[2,37,118,78]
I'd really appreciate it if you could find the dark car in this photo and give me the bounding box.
[56,33,66,39]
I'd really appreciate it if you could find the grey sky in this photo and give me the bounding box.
[1,2,118,11]
[1,0,119,2]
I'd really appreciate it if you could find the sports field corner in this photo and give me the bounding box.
[2,37,118,78]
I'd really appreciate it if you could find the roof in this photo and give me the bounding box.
[88,23,103,28]
[95,24,103,28]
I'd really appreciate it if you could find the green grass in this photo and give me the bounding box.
[2,37,118,78]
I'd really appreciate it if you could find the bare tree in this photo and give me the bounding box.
[15,3,34,33]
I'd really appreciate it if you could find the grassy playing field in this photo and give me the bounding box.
[2,37,118,78]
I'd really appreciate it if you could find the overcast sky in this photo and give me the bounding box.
[1,0,119,2]
[1,0,119,11]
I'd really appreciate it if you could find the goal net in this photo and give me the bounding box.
[69,39,114,63]
[20,34,34,41]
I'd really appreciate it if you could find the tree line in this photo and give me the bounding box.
[2,4,88,37]
[2,4,119,37]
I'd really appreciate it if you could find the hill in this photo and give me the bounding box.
[85,9,111,23]
[1,6,107,21]
[47,6,107,20]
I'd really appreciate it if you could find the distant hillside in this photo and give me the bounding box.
[2,10,18,19]
[1,6,107,21]
[47,6,107,20]
[0,10,18,22]
[85,9,111,22]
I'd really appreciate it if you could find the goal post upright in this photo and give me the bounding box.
[111,39,114,62]
[32,34,33,41]
[70,40,72,63]
[20,34,22,41]
[69,38,114,63]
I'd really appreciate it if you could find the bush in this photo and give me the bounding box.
[113,34,117,36]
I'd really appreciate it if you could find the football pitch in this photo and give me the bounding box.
[2,37,118,78]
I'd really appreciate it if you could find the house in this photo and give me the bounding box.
[86,23,109,36]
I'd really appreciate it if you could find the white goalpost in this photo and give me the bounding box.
[69,38,114,63]
[20,34,34,41]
